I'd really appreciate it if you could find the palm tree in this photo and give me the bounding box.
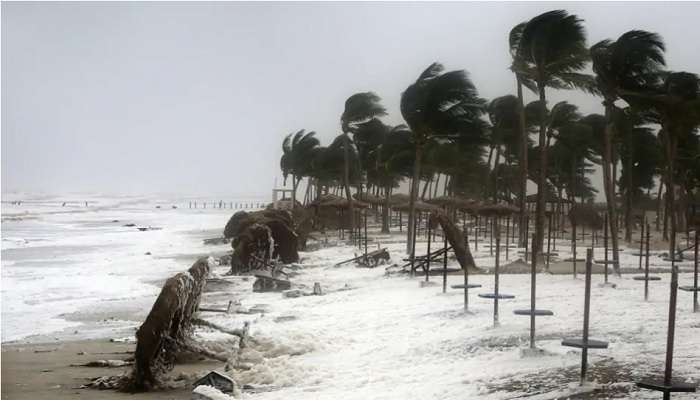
[515,9,594,261]
[590,29,665,271]
[400,62,486,253]
[280,129,320,208]
[487,95,521,202]
[375,125,414,232]
[624,72,700,256]
[340,93,387,240]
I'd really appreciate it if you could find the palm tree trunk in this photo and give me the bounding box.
[433,173,441,199]
[624,155,633,243]
[534,83,548,266]
[492,146,502,202]
[342,133,355,238]
[656,175,664,232]
[382,186,391,233]
[662,127,678,258]
[291,175,298,209]
[516,77,529,247]
[421,175,431,200]
[407,144,423,254]
[602,102,621,274]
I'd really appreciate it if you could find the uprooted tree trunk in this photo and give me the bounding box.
[127,257,211,391]
[429,211,480,273]
[87,258,249,392]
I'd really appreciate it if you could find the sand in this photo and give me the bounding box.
[1,339,218,399]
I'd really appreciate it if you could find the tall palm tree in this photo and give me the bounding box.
[375,125,414,232]
[280,129,320,208]
[515,10,594,262]
[487,95,521,202]
[624,72,700,256]
[400,62,486,253]
[340,93,387,239]
[590,29,665,271]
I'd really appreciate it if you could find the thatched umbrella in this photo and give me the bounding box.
[389,193,411,205]
[476,203,519,217]
[393,200,440,213]
[353,192,384,206]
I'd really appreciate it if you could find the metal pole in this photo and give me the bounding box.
[426,219,432,282]
[663,261,679,400]
[581,248,593,385]
[494,227,501,328]
[546,212,552,272]
[573,218,578,279]
[645,223,651,301]
[443,228,448,294]
[506,216,510,260]
[604,213,609,284]
[694,230,698,312]
[530,232,537,349]
[639,219,645,270]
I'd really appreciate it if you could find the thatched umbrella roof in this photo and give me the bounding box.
[476,203,519,217]
[392,201,440,213]
[568,204,604,230]
[353,192,384,206]
[426,195,476,209]
[310,194,369,209]
[526,193,572,204]
[389,193,411,205]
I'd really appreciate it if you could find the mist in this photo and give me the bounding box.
[3,1,700,198]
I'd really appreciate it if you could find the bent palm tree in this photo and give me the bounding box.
[590,29,666,272]
[280,129,320,208]
[516,9,594,264]
[340,93,387,239]
[400,62,486,254]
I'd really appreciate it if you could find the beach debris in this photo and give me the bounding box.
[224,210,299,274]
[145,252,151,255]
[334,248,389,267]
[137,226,162,231]
[252,271,291,292]
[283,289,304,298]
[72,359,133,368]
[192,383,239,399]
[204,237,229,246]
[313,282,323,295]
[123,223,136,227]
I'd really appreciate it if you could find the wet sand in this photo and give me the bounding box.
[1,340,217,399]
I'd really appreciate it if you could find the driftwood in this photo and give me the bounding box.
[429,211,480,273]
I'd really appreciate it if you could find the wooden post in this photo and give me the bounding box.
[694,231,698,312]
[663,259,679,399]
[410,215,417,278]
[364,210,368,264]
[489,217,494,256]
[572,217,578,279]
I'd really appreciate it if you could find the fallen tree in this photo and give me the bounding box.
[429,211,480,273]
[85,258,248,392]
[225,210,300,274]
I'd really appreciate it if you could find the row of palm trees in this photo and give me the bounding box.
[280,9,700,264]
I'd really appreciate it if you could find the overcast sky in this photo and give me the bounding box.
[3,1,700,198]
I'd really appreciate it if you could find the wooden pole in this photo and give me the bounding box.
[442,229,448,294]
[494,229,501,328]
[546,212,552,272]
[639,219,645,270]
[604,213,609,284]
[506,216,510,260]
[426,219,432,282]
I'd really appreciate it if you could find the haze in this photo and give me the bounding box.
[3,1,700,198]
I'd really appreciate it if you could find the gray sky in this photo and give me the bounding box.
[3,1,700,198]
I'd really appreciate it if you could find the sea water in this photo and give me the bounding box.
[1,193,260,343]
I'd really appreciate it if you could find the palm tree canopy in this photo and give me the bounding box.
[516,10,596,93]
[591,30,666,99]
[341,92,387,133]
[280,129,320,181]
[400,62,486,145]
